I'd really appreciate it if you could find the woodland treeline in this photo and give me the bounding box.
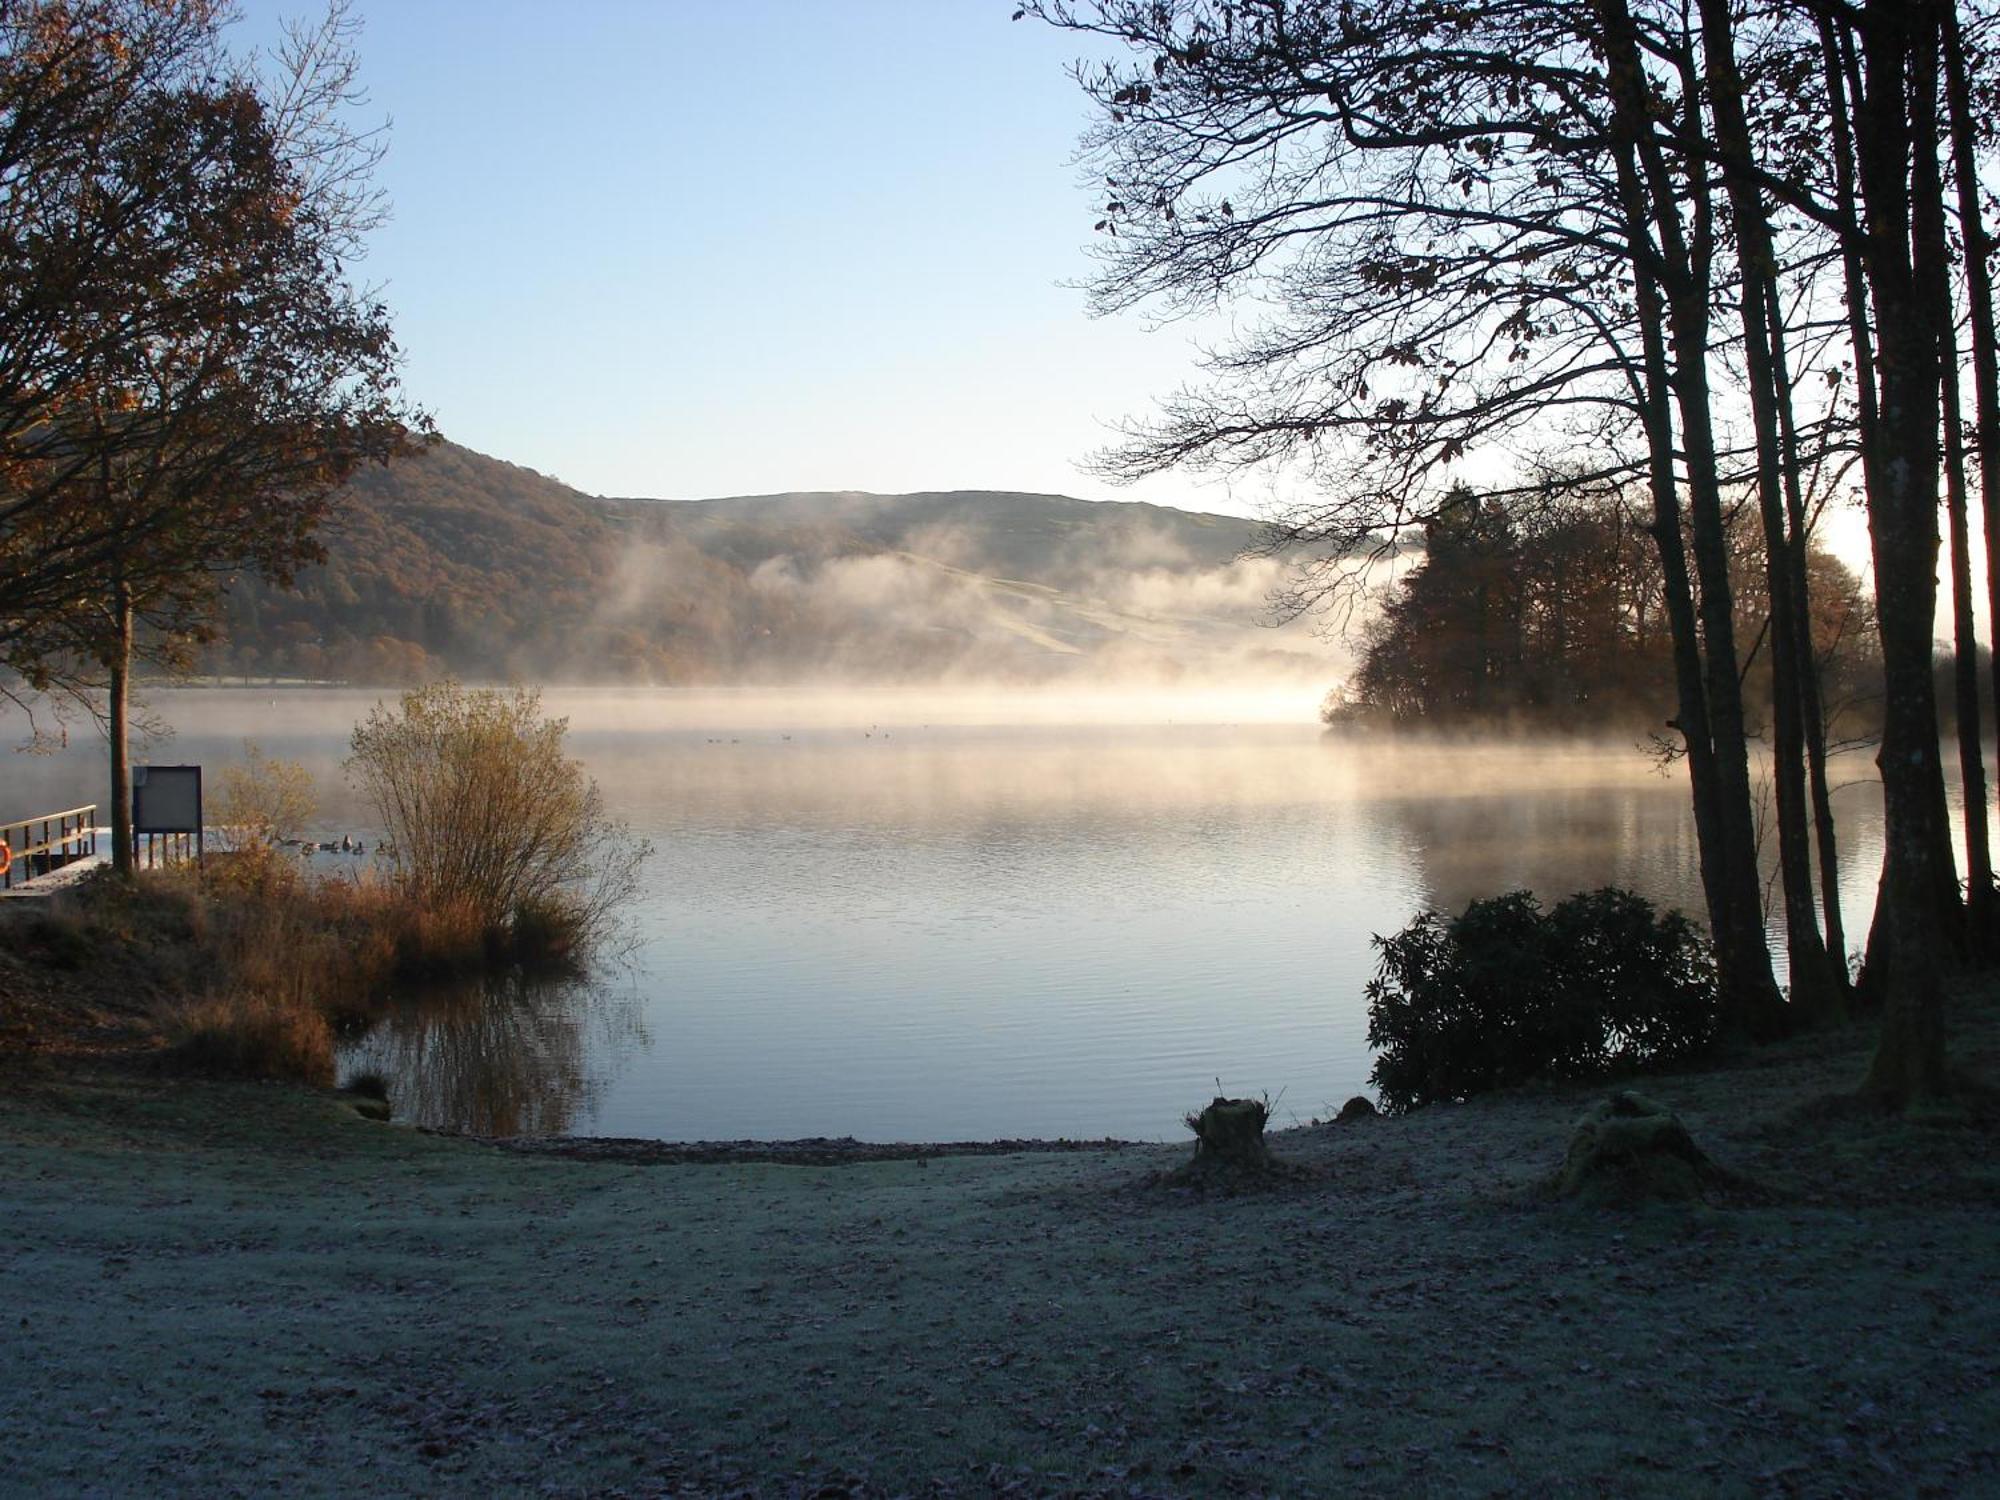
[1025,0,2000,1104]
[0,0,420,870]
[1331,485,1878,733]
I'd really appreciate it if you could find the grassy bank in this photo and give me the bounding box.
[0,858,588,1085]
[2,989,1996,1496]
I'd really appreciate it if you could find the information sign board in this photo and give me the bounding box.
[132,765,203,835]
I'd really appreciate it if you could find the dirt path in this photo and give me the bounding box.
[2,994,1997,1497]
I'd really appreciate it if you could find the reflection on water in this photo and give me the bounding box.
[338,973,644,1137]
[6,687,1983,1143]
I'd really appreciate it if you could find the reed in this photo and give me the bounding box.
[166,992,336,1085]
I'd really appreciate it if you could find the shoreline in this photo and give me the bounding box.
[449,1130,1144,1167]
[3,988,1994,1492]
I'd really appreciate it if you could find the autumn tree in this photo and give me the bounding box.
[0,1,418,871]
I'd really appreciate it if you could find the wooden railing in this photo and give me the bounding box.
[1,804,98,890]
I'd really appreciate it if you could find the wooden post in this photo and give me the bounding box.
[109,576,134,877]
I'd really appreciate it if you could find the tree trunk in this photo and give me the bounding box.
[1767,274,1850,984]
[1931,255,1997,954]
[1821,15,1885,1014]
[1608,130,1732,999]
[1852,1,1953,1102]
[1910,5,1992,956]
[108,574,134,878]
[1597,0,1780,1028]
[1611,5,1783,1034]
[1944,5,2000,950]
[1695,0,1841,1018]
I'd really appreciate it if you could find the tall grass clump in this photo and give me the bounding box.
[347,682,647,968]
[161,851,346,1083]
[167,992,337,1085]
[161,849,473,1082]
[1366,887,1720,1113]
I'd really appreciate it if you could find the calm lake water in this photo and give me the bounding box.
[5,685,1975,1143]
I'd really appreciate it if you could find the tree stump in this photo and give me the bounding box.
[1184,1096,1273,1171]
[1555,1092,1717,1205]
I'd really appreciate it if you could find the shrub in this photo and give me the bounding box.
[509,894,581,968]
[346,682,647,966]
[1365,887,1719,1113]
[1547,888,1720,1065]
[214,741,317,850]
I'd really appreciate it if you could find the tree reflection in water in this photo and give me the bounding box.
[338,973,645,1136]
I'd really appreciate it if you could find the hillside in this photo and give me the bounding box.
[207,441,1338,685]
[652,487,1261,585]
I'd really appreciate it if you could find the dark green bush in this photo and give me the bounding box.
[1365,887,1719,1113]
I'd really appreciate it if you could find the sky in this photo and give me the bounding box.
[231,0,1260,513]
[220,0,1968,616]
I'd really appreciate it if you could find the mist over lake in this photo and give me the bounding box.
[8,685,1943,1142]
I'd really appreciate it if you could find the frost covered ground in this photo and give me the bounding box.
[2,996,1996,1497]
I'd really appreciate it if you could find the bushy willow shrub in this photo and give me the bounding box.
[213,741,317,850]
[1365,888,1720,1113]
[348,683,647,965]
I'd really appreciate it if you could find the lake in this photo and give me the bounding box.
[1,684,1960,1142]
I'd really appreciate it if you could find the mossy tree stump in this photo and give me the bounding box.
[1185,1096,1273,1171]
[1556,1092,1718,1205]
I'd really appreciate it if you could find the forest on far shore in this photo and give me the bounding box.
[1326,485,1992,739]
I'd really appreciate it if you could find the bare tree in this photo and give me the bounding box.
[1022,0,1788,1028]
[1025,0,1999,1098]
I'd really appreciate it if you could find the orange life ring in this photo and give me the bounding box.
[0,839,11,877]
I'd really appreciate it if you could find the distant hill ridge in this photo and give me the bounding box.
[207,439,1335,685]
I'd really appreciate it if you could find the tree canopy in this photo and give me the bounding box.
[0,0,418,699]
[1026,0,2000,1100]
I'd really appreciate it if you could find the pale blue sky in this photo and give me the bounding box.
[234,0,1255,512]
[225,2,1911,601]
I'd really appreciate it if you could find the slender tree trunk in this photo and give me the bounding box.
[1626,15,1784,1035]
[1675,414,1782,1034]
[1944,5,2000,946]
[1610,144,1728,959]
[1930,244,1997,953]
[1765,277,1850,983]
[1598,1,1780,1028]
[1695,0,1841,1018]
[1910,10,1993,955]
[1824,14,1897,1013]
[1852,0,1952,1101]
[109,573,134,877]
